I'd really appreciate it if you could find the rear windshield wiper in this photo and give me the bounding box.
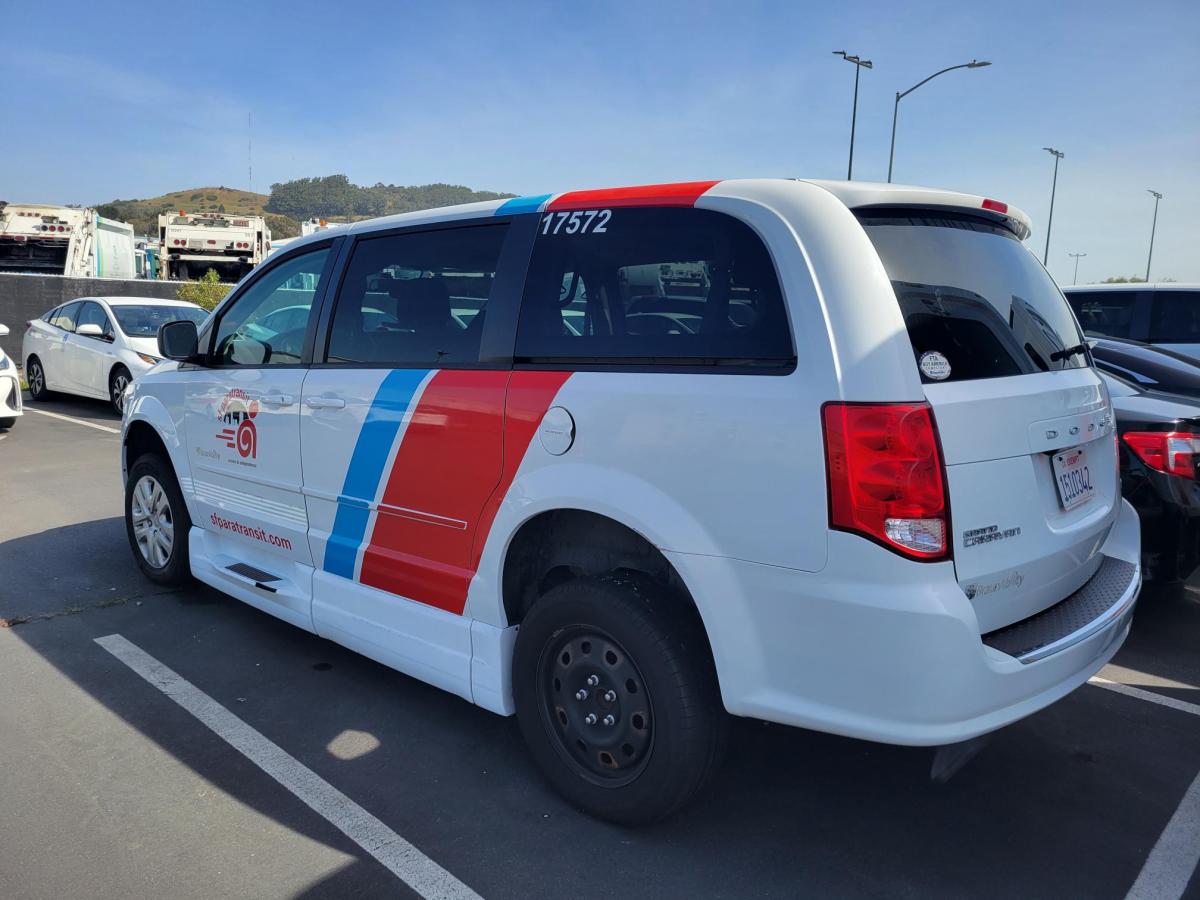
[1050,343,1088,363]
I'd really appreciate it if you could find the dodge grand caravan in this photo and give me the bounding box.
[121,179,1141,823]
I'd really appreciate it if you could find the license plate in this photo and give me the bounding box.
[1052,446,1094,511]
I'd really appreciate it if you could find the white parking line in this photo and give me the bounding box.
[1126,769,1200,900]
[1090,676,1200,718]
[94,634,483,900]
[24,406,120,434]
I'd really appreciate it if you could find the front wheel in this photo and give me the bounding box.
[125,453,192,586]
[513,576,727,824]
[110,366,132,415]
[26,357,50,401]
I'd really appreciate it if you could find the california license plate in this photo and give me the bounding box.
[1052,446,1094,511]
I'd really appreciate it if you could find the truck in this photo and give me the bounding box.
[157,211,271,282]
[0,203,136,278]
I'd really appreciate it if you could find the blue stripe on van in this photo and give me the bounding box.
[496,194,553,216]
[323,368,432,579]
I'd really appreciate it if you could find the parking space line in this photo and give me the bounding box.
[94,634,483,900]
[24,407,120,434]
[1126,769,1200,900]
[1089,677,1200,718]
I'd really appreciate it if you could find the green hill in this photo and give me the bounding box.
[96,187,296,238]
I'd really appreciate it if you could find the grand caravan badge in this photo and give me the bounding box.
[215,389,260,461]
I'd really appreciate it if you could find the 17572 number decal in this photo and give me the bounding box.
[541,209,611,235]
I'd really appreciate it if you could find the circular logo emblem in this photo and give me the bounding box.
[919,351,952,381]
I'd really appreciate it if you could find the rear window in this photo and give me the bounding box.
[1149,291,1200,343]
[859,211,1088,382]
[515,207,793,369]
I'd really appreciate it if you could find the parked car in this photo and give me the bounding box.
[23,297,209,414]
[0,324,22,429]
[122,179,1141,823]
[1065,283,1200,362]
[1102,371,1200,582]
[1089,336,1200,401]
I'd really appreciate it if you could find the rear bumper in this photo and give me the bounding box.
[668,498,1141,747]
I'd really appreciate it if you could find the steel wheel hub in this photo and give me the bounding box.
[29,364,43,395]
[113,374,129,411]
[540,628,654,785]
[131,475,173,569]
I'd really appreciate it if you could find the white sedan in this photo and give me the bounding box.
[23,297,209,414]
[0,323,21,429]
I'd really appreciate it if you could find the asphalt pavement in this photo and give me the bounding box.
[1,391,1199,900]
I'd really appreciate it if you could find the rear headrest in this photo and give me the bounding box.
[393,277,451,332]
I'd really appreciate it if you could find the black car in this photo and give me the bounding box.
[1089,336,1200,400]
[1102,371,1200,582]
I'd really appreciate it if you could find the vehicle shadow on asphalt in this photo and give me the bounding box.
[5,518,1200,899]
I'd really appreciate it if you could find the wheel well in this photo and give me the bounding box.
[124,420,169,469]
[109,362,131,385]
[502,509,696,627]
[25,353,40,370]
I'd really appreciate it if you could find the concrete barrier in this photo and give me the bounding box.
[0,273,183,362]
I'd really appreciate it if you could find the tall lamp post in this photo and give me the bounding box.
[1068,251,1087,286]
[887,60,991,183]
[1145,190,1163,283]
[1042,147,1064,266]
[833,51,873,180]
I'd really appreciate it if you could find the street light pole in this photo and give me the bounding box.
[1145,190,1163,283]
[1042,147,1064,266]
[887,60,991,183]
[833,51,873,180]
[1068,251,1086,286]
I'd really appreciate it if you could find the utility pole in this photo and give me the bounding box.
[1068,251,1086,286]
[1042,147,1064,266]
[248,112,253,193]
[833,51,873,180]
[1145,190,1163,283]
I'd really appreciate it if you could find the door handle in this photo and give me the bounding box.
[305,396,346,409]
[261,393,295,408]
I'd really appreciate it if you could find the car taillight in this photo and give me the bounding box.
[822,402,950,560]
[1122,431,1200,479]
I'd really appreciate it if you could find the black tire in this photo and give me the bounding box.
[124,453,192,586]
[513,576,727,824]
[175,261,190,281]
[26,356,50,401]
[109,366,132,416]
[0,417,14,429]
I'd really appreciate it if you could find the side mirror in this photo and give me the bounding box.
[0,324,9,337]
[77,323,104,338]
[159,319,199,361]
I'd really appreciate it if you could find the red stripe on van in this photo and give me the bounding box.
[547,181,721,211]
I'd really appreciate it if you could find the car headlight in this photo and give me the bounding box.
[0,355,10,371]
[136,352,162,366]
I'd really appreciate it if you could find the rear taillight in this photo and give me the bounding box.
[822,402,950,560]
[1122,431,1200,479]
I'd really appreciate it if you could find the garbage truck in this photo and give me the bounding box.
[0,203,136,278]
[158,211,271,281]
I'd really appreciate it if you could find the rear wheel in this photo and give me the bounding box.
[513,576,727,824]
[125,453,192,586]
[110,366,132,415]
[0,417,14,429]
[174,261,190,281]
[26,357,49,401]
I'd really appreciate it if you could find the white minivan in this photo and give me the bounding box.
[121,179,1141,822]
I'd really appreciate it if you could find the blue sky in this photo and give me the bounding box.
[4,0,1197,284]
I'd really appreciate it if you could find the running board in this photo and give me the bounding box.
[225,562,281,594]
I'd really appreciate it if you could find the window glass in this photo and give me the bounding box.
[860,212,1088,382]
[74,301,112,338]
[327,224,507,366]
[515,207,792,366]
[1149,292,1200,344]
[49,302,82,332]
[1066,291,1137,339]
[113,305,208,337]
[213,247,330,366]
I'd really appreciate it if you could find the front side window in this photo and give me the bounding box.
[516,207,793,367]
[860,211,1088,382]
[49,302,82,332]
[74,301,113,338]
[326,224,507,366]
[1149,291,1200,343]
[212,247,331,366]
[1066,291,1139,339]
[113,305,208,337]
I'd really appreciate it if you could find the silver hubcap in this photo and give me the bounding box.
[30,365,43,394]
[131,475,173,568]
[113,374,129,411]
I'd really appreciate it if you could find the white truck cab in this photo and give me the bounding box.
[122,178,1140,823]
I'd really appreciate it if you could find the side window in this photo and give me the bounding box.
[75,301,112,339]
[326,223,507,366]
[1149,292,1200,344]
[49,302,82,332]
[515,207,793,367]
[1067,291,1137,339]
[212,247,331,366]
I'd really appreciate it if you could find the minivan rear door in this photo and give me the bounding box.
[859,211,1118,632]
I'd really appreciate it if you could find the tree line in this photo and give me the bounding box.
[264,175,515,220]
